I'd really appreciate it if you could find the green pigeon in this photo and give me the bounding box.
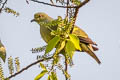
[31,12,101,64]
[0,40,6,62]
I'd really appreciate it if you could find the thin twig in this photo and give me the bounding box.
[26,0,29,4]
[30,0,88,8]
[0,0,8,13]
[65,58,68,80]
[6,57,53,79]
[70,0,90,33]
[73,0,90,19]
[66,0,69,17]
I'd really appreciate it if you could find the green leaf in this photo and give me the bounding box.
[45,36,60,54]
[65,40,75,59]
[69,34,81,51]
[40,63,47,70]
[57,40,66,52]
[47,75,51,80]
[0,41,6,63]
[53,40,66,65]
[50,72,58,80]
[71,0,81,5]
[5,78,10,80]
[34,70,48,80]
[55,40,66,55]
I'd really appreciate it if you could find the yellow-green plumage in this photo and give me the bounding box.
[31,12,101,64]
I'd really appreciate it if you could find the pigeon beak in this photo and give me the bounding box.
[31,19,36,22]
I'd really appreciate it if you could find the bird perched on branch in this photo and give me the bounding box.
[0,40,6,62]
[31,12,101,64]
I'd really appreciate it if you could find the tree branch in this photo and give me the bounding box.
[65,58,68,80]
[0,0,8,13]
[66,0,69,17]
[30,0,89,8]
[73,0,90,19]
[6,56,53,79]
[70,0,90,33]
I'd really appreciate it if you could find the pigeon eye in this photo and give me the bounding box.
[38,15,41,18]
[38,15,44,18]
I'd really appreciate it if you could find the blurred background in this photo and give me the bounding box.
[0,0,120,80]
